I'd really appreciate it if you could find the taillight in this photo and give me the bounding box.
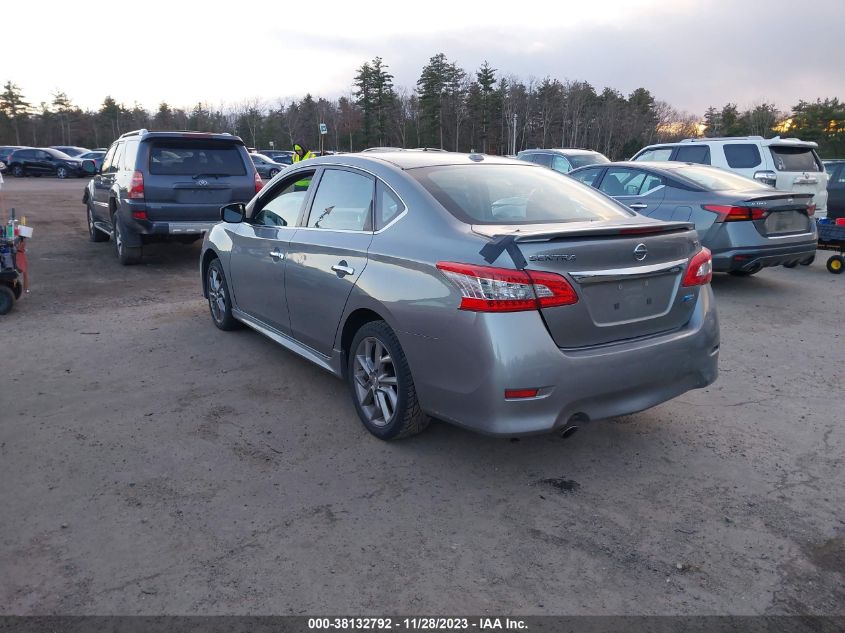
[254,170,263,193]
[702,204,765,222]
[128,171,144,199]
[436,262,578,312]
[682,248,713,287]
[807,203,816,216]
[753,170,777,187]
[131,210,147,220]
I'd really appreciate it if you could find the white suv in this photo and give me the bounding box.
[632,136,829,216]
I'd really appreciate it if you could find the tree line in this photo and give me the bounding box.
[1,54,843,158]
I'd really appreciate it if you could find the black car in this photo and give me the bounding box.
[823,160,845,221]
[82,129,261,264]
[0,146,27,167]
[7,148,86,178]
[49,145,89,157]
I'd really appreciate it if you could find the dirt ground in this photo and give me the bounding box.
[0,177,843,615]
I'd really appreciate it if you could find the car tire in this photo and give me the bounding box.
[11,165,24,177]
[87,201,109,242]
[347,320,429,440]
[56,166,68,179]
[112,215,142,265]
[800,256,815,266]
[206,258,239,331]
[268,168,279,178]
[782,261,798,268]
[827,255,844,274]
[0,285,14,315]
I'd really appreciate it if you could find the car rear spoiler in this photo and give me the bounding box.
[472,221,695,244]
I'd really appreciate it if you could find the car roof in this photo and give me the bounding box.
[521,148,602,155]
[310,151,530,170]
[118,129,245,145]
[641,136,818,149]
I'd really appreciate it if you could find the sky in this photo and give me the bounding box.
[4,0,843,116]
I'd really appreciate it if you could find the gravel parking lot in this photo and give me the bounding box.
[1,178,843,615]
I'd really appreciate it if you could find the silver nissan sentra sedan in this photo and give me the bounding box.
[201,152,719,440]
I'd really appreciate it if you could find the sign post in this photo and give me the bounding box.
[319,123,328,155]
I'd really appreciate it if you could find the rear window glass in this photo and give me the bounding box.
[149,140,246,176]
[673,164,768,191]
[410,164,632,225]
[769,146,822,172]
[674,145,710,165]
[634,147,673,162]
[568,153,609,168]
[724,144,762,168]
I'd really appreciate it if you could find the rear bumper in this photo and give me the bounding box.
[705,221,817,272]
[401,286,719,437]
[711,240,817,272]
[122,201,220,235]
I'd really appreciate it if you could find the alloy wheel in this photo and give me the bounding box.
[353,337,399,427]
[207,267,226,323]
[114,220,123,256]
[87,205,95,237]
[57,167,67,179]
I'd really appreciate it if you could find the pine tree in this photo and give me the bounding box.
[0,81,31,145]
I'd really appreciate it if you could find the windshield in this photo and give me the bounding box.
[673,164,768,191]
[410,164,633,225]
[149,140,247,176]
[568,153,610,168]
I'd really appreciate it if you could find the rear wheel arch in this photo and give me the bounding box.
[340,308,388,377]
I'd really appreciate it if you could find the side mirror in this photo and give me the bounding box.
[82,159,97,175]
[221,202,245,223]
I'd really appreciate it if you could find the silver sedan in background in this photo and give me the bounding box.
[570,161,818,276]
[249,152,287,179]
[201,152,719,440]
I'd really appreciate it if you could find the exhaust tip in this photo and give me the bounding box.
[560,426,579,439]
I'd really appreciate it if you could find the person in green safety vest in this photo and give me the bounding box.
[292,143,316,163]
[292,142,315,191]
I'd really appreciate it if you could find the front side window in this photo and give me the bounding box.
[724,144,761,169]
[640,173,664,194]
[410,164,632,225]
[674,145,711,165]
[253,171,315,227]
[307,169,374,231]
[532,154,553,167]
[634,147,673,162]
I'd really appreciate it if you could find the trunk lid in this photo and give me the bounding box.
[142,139,255,220]
[739,191,814,237]
[473,220,701,348]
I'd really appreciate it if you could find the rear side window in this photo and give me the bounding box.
[375,181,404,230]
[551,155,571,173]
[122,140,139,170]
[724,144,761,168]
[149,140,247,176]
[674,145,711,165]
[531,154,553,167]
[411,164,632,225]
[769,146,822,172]
[568,153,610,168]
[634,147,673,162]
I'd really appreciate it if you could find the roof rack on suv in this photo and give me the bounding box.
[118,129,149,139]
[680,136,765,143]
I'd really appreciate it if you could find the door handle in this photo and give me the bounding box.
[331,262,355,276]
[269,249,284,260]
[629,203,648,210]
